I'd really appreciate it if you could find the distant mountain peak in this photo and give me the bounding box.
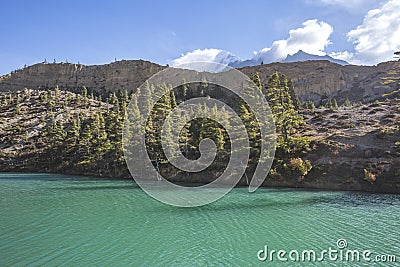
[282,50,348,65]
[172,48,349,70]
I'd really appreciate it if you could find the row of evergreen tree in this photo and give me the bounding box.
[1,71,313,179]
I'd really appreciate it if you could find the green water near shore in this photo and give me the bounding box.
[0,173,399,266]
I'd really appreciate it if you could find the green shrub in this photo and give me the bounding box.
[268,168,281,179]
[287,157,312,177]
[363,169,376,183]
[278,136,311,154]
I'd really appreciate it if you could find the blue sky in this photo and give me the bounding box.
[0,0,398,75]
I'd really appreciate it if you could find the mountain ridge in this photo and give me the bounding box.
[0,59,399,104]
[282,50,348,65]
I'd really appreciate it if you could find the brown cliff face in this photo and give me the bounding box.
[239,60,400,103]
[0,60,166,95]
[1,59,399,103]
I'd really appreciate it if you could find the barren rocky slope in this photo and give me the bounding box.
[240,60,400,103]
[0,89,399,193]
[268,100,400,192]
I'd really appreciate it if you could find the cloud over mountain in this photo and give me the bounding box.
[171,20,336,68]
[171,1,398,68]
[170,49,240,67]
[252,19,333,64]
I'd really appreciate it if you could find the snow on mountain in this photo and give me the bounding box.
[282,50,348,65]
[170,49,240,72]
[171,48,349,72]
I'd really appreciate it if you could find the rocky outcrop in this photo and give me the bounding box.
[239,60,400,103]
[1,59,399,104]
[0,60,166,95]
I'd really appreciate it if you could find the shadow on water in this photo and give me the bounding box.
[52,184,141,191]
[145,189,400,214]
[146,193,337,214]
[0,172,81,181]
[315,191,400,207]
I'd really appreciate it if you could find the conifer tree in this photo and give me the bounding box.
[325,99,332,109]
[81,86,88,98]
[288,79,300,110]
[65,117,80,153]
[92,112,110,160]
[332,98,339,110]
[169,89,177,110]
[138,82,152,116]
[306,100,315,111]
[266,72,305,148]
[178,79,189,100]
[343,98,351,107]
[249,72,262,90]
[80,118,94,157]
[14,103,21,116]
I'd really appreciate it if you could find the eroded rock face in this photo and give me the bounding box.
[1,59,399,103]
[239,60,400,104]
[0,60,166,94]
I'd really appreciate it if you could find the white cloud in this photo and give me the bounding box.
[343,0,400,65]
[171,49,223,66]
[170,48,240,72]
[171,20,335,68]
[171,3,400,68]
[330,51,357,64]
[254,19,333,62]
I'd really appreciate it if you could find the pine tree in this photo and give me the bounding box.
[120,100,127,117]
[54,86,60,99]
[92,112,111,161]
[160,116,175,163]
[81,86,88,98]
[65,117,80,153]
[249,72,262,90]
[110,92,120,113]
[179,79,189,100]
[53,120,66,147]
[332,98,339,110]
[306,100,315,111]
[325,99,332,109]
[170,89,177,110]
[123,93,145,167]
[203,104,225,151]
[288,79,300,110]
[105,107,124,175]
[201,76,208,89]
[138,82,152,116]
[14,103,21,116]
[343,98,351,107]
[178,115,191,159]
[80,118,94,158]
[266,72,305,149]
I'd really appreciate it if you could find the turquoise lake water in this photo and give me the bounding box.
[0,173,399,266]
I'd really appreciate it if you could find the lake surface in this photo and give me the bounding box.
[0,173,399,266]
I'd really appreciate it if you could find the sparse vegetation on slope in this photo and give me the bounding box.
[0,66,399,193]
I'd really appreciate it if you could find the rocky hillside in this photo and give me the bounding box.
[1,60,399,104]
[239,60,400,104]
[0,88,399,193]
[0,60,166,95]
